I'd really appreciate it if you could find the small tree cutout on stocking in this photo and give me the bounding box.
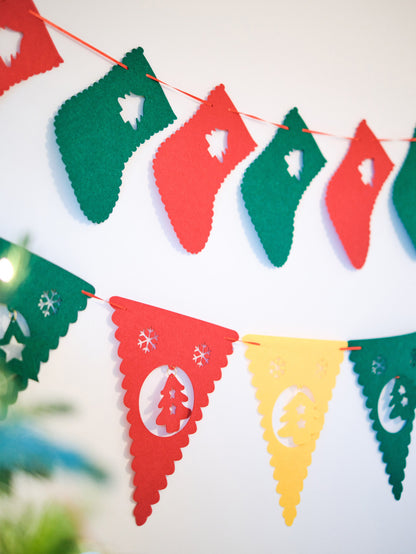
[156,371,191,433]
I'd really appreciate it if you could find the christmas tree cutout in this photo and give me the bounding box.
[156,372,192,433]
[54,46,176,223]
[0,0,62,96]
[278,391,323,447]
[0,27,23,67]
[0,237,94,387]
[243,334,346,525]
[111,297,238,525]
[349,332,416,499]
[241,108,326,268]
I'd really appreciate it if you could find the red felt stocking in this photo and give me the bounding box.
[153,84,256,253]
[325,120,393,268]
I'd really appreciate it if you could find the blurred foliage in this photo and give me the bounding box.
[0,503,81,554]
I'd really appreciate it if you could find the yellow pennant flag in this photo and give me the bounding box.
[243,335,347,525]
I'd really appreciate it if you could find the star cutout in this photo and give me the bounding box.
[0,335,25,362]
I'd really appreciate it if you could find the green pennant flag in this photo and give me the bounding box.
[349,332,416,499]
[54,46,176,223]
[0,238,94,417]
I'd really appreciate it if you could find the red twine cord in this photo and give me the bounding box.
[28,10,128,70]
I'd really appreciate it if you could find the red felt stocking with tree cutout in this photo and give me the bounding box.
[153,84,256,253]
[325,120,393,268]
[0,0,62,96]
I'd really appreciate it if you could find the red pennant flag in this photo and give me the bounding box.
[110,297,238,525]
[325,120,393,268]
[0,0,62,96]
[153,84,257,253]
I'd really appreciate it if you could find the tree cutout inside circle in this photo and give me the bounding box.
[278,391,323,447]
[156,373,192,433]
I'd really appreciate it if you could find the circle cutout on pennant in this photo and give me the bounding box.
[139,366,194,437]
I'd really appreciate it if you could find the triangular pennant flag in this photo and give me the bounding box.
[325,120,394,268]
[111,297,238,525]
[348,332,416,499]
[243,335,347,525]
[241,107,326,267]
[0,238,94,390]
[54,47,176,223]
[0,0,62,96]
[392,128,416,251]
[153,84,257,253]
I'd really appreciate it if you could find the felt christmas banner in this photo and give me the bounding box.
[241,107,326,267]
[348,332,416,500]
[153,84,256,253]
[243,335,347,525]
[0,0,62,96]
[54,46,176,223]
[392,127,416,252]
[325,120,394,268]
[0,238,94,418]
[110,297,238,525]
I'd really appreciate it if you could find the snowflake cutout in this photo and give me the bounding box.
[316,359,328,379]
[38,290,61,317]
[371,355,386,376]
[137,328,158,353]
[269,357,286,378]
[193,344,210,367]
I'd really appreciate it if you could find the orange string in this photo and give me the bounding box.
[28,10,128,70]
[340,346,362,351]
[146,74,212,105]
[81,290,126,310]
[227,108,289,130]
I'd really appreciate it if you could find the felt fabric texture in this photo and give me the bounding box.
[54,47,176,223]
[349,332,416,500]
[0,0,62,96]
[325,120,394,268]
[243,335,347,525]
[392,128,416,252]
[153,84,256,253]
[0,238,94,386]
[241,108,326,267]
[111,296,238,525]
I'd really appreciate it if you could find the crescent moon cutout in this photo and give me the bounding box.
[377,378,406,434]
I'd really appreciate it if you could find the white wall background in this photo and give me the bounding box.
[2,0,416,552]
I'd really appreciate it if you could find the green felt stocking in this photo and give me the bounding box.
[54,47,176,223]
[392,128,416,251]
[349,332,416,499]
[241,108,326,267]
[0,238,94,389]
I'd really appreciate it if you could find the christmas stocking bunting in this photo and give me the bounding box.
[110,297,238,525]
[0,238,94,393]
[241,107,326,267]
[392,128,416,251]
[0,0,62,96]
[325,120,394,268]
[243,334,347,525]
[348,332,416,500]
[153,84,257,253]
[54,47,176,223]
